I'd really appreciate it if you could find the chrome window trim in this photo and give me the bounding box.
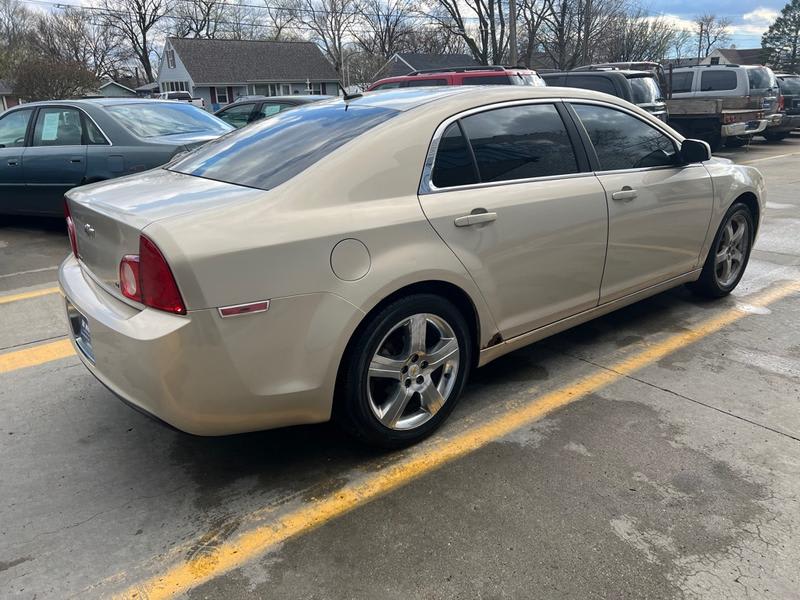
[29,104,113,147]
[419,98,587,195]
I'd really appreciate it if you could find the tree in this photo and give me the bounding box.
[0,0,35,76]
[695,13,730,58]
[518,0,551,68]
[763,0,800,73]
[174,0,229,38]
[99,0,167,83]
[539,0,624,69]
[13,56,97,100]
[354,0,416,58]
[427,0,510,65]
[300,0,360,72]
[598,7,680,63]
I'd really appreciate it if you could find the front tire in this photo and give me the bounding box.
[688,202,754,298]
[336,294,472,448]
[725,136,749,148]
[763,131,788,142]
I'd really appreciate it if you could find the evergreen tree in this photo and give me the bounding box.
[763,0,800,73]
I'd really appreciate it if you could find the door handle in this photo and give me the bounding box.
[454,211,497,227]
[611,187,637,201]
[7,159,18,166]
[70,157,82,164]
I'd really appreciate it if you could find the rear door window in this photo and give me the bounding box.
[573,104,678,171]
[407,79,448,87]
[629,77,662,103]
[372,82,405,90]
[671,72,694,93]
[459,103,579,182]
[747,67,776,92]
[171,103,398,190]
[432,122,479,188]
[0,109,33,148]
[217,103,255,128]
[700,70,738,92]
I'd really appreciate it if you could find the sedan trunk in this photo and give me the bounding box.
[66,168,261,302]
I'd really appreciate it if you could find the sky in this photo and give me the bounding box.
[654,0,785,48]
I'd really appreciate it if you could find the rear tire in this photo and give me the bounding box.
[336,294,472,448]
[687,202,754,298]
[763,131,788,142]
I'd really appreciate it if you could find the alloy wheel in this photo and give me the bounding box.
[714,212,750,288]
[366,313,460,430]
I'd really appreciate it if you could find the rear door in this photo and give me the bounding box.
[418,101,608,339]
[0,107,34,213]
[22,106,88,214]
[569,102,713,302]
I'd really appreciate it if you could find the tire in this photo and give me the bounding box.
[336,293,472,448]
[724,136,749,148]
[687,202,755,298]
[763,131,788,142]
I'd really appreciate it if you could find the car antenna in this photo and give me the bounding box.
[339,81,362,107]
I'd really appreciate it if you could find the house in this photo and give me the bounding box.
[0,80,21,111]
[702,48,765,66]
[96,80,138,97]
[157,37,340,110]
[373,52,479,80]
[135,82,160,97]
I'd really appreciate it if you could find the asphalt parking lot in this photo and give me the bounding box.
[2,137,800,600]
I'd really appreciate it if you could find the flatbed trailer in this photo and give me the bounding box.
[666,97,770,151]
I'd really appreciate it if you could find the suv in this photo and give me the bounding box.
[768,74,800,141]
[367,66,545,91]
[541,69,667,121]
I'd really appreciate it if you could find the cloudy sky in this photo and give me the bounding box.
[656,1,782,47]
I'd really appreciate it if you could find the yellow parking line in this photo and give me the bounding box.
[0,286,60,305]
[114,279,800,600]
[0,339,74,374]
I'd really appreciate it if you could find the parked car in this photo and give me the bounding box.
[0,99,232,216]
[541,69,668,121]
[60,86,763,447]
[763,75,800,141]
[157,91,205,109]
[669,64,779,147]
[368,66,545,90]
[214,95,333,128]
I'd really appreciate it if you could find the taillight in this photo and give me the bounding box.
[64,198,79,258]
[118,235,186,315]
[778,94,785,112]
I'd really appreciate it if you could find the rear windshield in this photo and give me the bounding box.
[748,67,777,92]
[780,77,800,94]
[170,102,398,190]
[510,73,547,87]
[629,76,663,103]
[107,103,232,138]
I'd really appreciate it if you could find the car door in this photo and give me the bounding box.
[569,102,714,303]
[22,106,88,214]
[418,102,609,339]
[216,102,256,128]
[0,107,34,213]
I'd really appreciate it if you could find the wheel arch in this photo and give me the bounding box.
[735,191,760,235]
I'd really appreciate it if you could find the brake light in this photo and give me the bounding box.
[118,235,186,315]
[64,198,79,258]
[778,94,785,112]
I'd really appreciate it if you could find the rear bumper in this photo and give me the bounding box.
[722,119,768,137]
[59,255,362,435]
[766,114,800,133]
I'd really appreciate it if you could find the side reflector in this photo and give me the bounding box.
[218,300,270,318]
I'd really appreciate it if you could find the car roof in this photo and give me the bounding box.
[338,85,638,112]
[13,98,186,109]
[545,70,653,78]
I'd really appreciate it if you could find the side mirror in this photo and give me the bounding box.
[680,138,711,163]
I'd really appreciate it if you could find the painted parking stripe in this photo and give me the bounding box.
[0,339,74,374]
[112,279,800,600]
[0,286,60,305]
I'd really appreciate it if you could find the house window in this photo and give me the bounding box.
[710,57,720,65]
[166,50,176,69]
[307,82,323,95]
[215,87,229,104]
[162,81,188,92]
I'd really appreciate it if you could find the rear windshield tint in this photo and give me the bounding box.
[780,77,800,93]
[107,103,232,138]
[629,76,663,103]
[748,67,777,91]
[170,103,398,190]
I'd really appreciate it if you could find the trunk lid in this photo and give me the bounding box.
[66,168,260,299]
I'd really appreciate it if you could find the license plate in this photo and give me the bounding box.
[67,302,95,363]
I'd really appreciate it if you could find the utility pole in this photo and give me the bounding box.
[509,0,518,66]
[697,22,704,64]
[582,0,592,66]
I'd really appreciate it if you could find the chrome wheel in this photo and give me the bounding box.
[714,213,750,288]
[367,313,460,431]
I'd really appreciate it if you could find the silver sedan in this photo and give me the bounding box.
[59,86,764,447]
